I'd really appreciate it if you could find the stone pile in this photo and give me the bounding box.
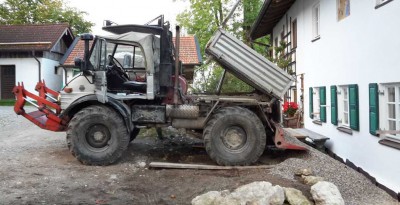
[192,168,345,205]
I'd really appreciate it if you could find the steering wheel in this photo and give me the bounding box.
[108,55,129,79]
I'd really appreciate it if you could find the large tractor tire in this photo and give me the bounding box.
[203,106,266,166]
[66,105,130,165]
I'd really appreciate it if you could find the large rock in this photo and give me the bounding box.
[302,176,324,186]
[284,188,312,205]
[311,182,344,205]
[191,181,285,205]
[230,181,285,205]
[191,190,228,205]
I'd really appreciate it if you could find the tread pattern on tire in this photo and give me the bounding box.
[66,105,129,165]
[203,106,266,166]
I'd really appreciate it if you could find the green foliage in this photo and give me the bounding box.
[176,0,229,57]
[176,0,268,93]
[0,0,93,35]
[268,40,293,74]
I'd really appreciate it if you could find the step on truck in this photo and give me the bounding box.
[13,15,306,166]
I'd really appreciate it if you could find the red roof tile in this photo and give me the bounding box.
[63,40,90,66]
[0,23,72,51]
[173,36,202,65]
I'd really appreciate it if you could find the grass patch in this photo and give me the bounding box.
[0,99,16,106]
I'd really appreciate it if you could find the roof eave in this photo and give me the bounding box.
[250,0,273,40]
[60,37,80,65]
[250,0,296,40]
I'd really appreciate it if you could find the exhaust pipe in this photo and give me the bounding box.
[174,25,181,105]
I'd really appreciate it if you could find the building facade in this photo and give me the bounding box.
[251,0,400,194]
[0,24,74,99]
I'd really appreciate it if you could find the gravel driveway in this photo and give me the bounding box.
[0,106,398,204]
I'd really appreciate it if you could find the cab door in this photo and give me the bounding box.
[91,38,109,103]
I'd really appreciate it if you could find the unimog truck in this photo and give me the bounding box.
[13,15,306,166]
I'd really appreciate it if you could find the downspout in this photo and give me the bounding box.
[32,51,41,82]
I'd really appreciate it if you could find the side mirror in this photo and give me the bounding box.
[74,58,83,68]
[78,33,94,74]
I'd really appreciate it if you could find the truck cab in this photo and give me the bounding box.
[64,17,178,108]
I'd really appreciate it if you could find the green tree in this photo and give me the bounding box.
[0,0,93,35]
[176,0,268,93]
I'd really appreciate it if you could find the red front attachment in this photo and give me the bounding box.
[273,123,307,150]
[13,81,65,132]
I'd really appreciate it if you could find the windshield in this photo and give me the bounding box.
[89,39,145,71]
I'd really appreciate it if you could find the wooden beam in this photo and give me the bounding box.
[149,162,274,170]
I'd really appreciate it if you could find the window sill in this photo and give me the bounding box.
[311,36,321,42]
[312,120,322,125]
[375,0,393,9]
[337,126,353,135]
[379,136,400,150]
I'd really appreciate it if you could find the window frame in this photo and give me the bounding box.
[333,84,359,132]
[312,3,321,41]
[338,85,350,127]
[313,87,321,121]
[291,19,297,49]
[381,84,400,139]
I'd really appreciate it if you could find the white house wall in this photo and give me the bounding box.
[41,58,63,91]
[0,58,62,97]
[272,0,400,192]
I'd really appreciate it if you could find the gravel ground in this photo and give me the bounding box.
[0,106,398,204]
[270,148,398,204]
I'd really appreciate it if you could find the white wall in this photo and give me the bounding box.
[41,58,63,91]
[0,58,62,98]
[272,0,400,192]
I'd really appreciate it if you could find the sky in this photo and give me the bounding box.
[65,0,189,35]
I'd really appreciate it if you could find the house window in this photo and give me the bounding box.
[332,84,359,131]
[314,88,320,120]
[338,86,350,126]
[338,0,350,21]
[309,86,326,123]
[291,19,297,49]
[384,85,400,138]
[370,83,400,148]
[312,3,320,40]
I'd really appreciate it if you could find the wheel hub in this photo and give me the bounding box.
[93,131,105,141]
[85,124,111,149]
[221,126,247,150]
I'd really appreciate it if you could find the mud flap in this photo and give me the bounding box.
[273,123,307,150]
[13,81,65,131]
